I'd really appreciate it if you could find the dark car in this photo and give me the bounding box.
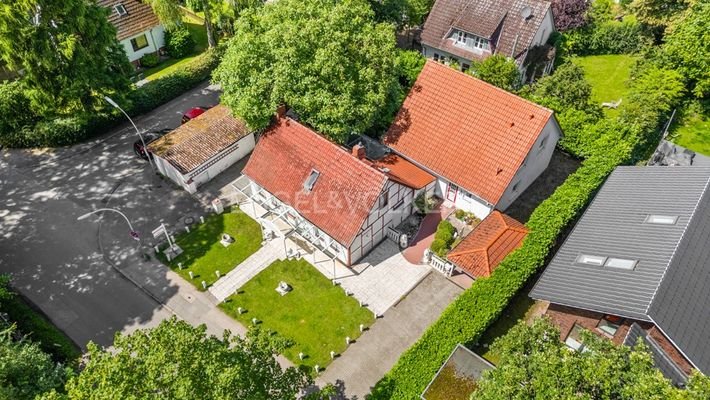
[133,128,172,160]
[181,106,208,124]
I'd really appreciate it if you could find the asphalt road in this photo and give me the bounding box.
[0,82,221,349]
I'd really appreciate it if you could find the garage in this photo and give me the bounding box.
[148,105,255,193]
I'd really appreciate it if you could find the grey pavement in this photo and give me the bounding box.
[0,82,229,349]
[316,272,462,399]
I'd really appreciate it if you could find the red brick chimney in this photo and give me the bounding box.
[352,143,366,160]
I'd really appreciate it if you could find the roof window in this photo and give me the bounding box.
[605,258,637,270]
[576,254,606,266]
[114,4,127,16]
[303,169,320,192]
[645,215,678,225]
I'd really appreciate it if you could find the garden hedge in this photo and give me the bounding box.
[0,47,223,148]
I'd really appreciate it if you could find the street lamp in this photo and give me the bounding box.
[77,208,140,241]
[104,95,156,175]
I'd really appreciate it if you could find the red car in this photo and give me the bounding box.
[182,107,208,124]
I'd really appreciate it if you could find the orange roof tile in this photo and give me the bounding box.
[384,61,553,204]
[243,117,388,246]
[371,154,436,189]
[148,105,252,174]
[98,0,161,41]
[447,211,528,278]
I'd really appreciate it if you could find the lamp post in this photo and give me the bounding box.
[77,208,140,241]
[104,95,156,175]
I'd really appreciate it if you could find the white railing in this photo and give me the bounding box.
[429,253,454,277]
[386,226,400,243]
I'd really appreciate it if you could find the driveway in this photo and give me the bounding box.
[0,82,228,349]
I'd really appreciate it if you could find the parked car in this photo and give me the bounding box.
[182,106,209,124]
[133,128,172,160]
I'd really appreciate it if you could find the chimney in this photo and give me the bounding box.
[352,143,366,160]
[276,104,287,118]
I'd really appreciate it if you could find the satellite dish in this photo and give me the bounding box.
[520,6,532,20]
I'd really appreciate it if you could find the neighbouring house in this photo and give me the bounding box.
[148,105,255,194]
[237,108,435,266]
[99,0,165,65]
[530,166,710,386]
[420,0,555,78]
[447,211,527,279]
[384,60,561,220]
[421,344,495,400]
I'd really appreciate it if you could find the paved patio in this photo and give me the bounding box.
[403,203,455,264]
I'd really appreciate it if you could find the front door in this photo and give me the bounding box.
[446,183,458,202]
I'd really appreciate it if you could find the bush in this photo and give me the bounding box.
[468,55,520,91]
[396,49,426,88]
[165,27,195,59]
[0,81,38,143]
[139,53,160,68]
[185,0,203,12]
[565,19,652,55]
[429,239,448,257]
[431,220,456,257]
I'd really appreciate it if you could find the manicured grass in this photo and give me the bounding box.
[158,208,262,291]
[574,54,637,118]
[470,289,546,365]
[220,259,375,369]
[2,293,81,364]
[669,100,710,156]
[142,15,208,81]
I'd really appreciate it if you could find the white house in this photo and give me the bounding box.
[147,105,255,194]
[420,0,555,77]
[99,0,165,65]
[236,109,435,266]
[384,61,561,220]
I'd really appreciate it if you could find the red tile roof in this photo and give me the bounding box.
[447,211,527,278]
[243,117,388,246]
[370,154,436,190]
[384,61,552,204]
[421,0,551,62]
[148,105,252,174]
[98,0,161,41]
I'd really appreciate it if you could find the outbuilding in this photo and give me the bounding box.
[148,105,255,193]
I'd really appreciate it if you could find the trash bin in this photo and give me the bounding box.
[212,198,224,214]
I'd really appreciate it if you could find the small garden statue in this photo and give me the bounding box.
[275,281,292,296]
[220,233,235,247]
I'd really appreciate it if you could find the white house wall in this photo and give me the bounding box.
[188,134,255,189]
[349,181,415,264]
[437,178,493,220]
[153,154,193,192]
[121,25,165,62]
[496,117,561,210]
[529,8,555,47]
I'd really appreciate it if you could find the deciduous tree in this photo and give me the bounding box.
[0,0,133,117]
[551,0,590,31]
[143,0,183,31]
[467,55,520,92]
[213,0,400,143]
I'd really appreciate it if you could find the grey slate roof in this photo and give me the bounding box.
[624,323,688,387]
[531,166,710,373]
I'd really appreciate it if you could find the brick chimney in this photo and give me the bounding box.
[352,143,366,160]
[276,104,287,118]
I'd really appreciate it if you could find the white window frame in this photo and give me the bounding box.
[605,258,637,270]
[645,215,678,225]
[456,31,465,44]
[114,4,127,16]
[576,254,606,266]
[597,318,620,337]
[564,324,586,352]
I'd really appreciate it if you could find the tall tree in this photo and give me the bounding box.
[202,0,218,48]
[213,0,399,143]
[39,318,312,400]
[143,0,183,31]
[550,0,590,31]
[472,318,710,399]
[0,0,133,117]
[629,0,691,29]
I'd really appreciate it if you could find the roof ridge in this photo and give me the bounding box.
[645,171,710,315]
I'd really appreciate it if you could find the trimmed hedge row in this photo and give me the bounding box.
[564,19,652,56]
[0,47,223,148]
[369,134,635,399]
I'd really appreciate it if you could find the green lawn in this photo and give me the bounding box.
[2,293,81,364]
[669,100,710,156]
[470,289,546,365]
[574,54,637,118]
[158,208,262,291]
[142,15,208,81]
[220,259,375,369]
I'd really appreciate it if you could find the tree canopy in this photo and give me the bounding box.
[629,0,691,29]
[213,0,400,143]
[143,0,183,31]
[0,0,133,117]
[40,318,312,400]
[467,55,520,92]
[551,0,590,31]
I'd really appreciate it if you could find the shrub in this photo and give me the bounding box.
[0,81,38,142]
[396,49,426,88]
[165,27,195,59]
[185,0,203,12]
[431,220,456,257]
[467,55,520,91]
[139,53,160,68]
[429,239,448,258]
[566,19,652,55]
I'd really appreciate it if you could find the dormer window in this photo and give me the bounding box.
[114,4,127,16]
[456,31,466,44]
[452,30,490,51]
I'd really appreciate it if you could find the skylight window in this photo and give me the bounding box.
[604,258,637,270]
[303,169,320,192]
[645,215,678,225]
[114,4,127,16]
[576,255,606,266]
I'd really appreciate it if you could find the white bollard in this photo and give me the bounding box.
[200,216,205,224]
[154,245,159,253]
[237,307,243,314]
[215,270,221,278]
[170,235,176,243]
[360,324,364,333]
[299,352,304,360]
[330,351,335,360]
[252,318,258,325]
[185,226,190,233]
[166,253,172,262]
[201,281,207,290]
[189,271,194,279]
[346,336,351,345]
[314,365,319,374]
[178,262,183,270]
[358,299,362,307]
